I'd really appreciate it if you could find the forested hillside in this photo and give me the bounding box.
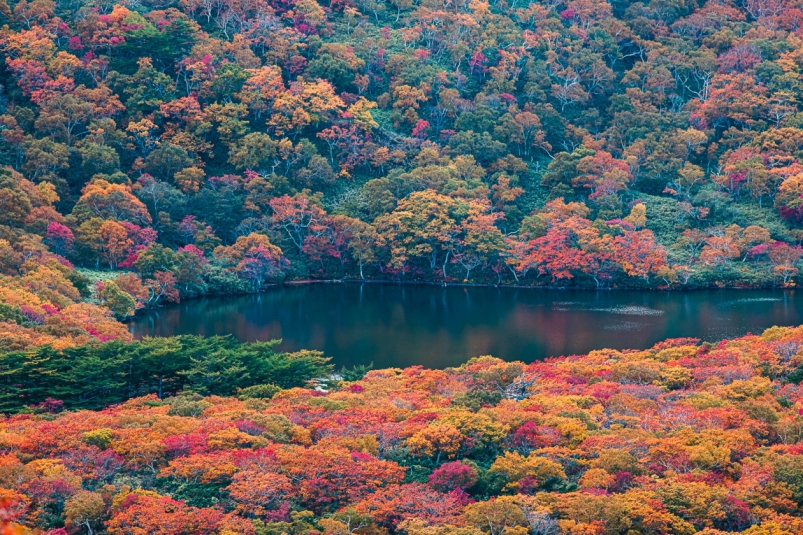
[0,0,803,314]
[5,0,803,531]
[2,327,803,534]
[3,0,803,332]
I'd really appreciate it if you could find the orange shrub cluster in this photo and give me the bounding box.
[0,167,132,350]
[2,327,803,534]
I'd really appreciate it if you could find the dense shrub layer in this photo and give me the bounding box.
[2,326,803,534]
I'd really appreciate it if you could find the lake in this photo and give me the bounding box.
[129,284,803,369]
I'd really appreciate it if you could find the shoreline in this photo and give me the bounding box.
[281,278,796,291]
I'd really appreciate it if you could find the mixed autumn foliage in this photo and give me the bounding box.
[6,0,803,339]
[2,326,803,534]
[5,0,803,531]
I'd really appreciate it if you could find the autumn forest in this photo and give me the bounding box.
[3,0,803,530]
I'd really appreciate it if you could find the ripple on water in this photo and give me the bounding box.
[603,321,644,331]
[719,297,782,307]
[553,304,665,316]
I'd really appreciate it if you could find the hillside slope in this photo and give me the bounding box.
[2,0,803,321]
[2,327,803,534]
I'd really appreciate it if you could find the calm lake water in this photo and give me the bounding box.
[129,284,803,369]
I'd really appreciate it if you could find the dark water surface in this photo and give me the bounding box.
[129,285,803,368]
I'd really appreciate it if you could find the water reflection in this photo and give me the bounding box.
[129,285,801,369]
